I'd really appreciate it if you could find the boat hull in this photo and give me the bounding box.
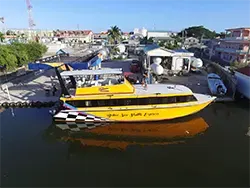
[207,73,227,95]
[54,95,215,122]
[235,72,250,100]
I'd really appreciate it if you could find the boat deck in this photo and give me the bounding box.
[134,84,193,95]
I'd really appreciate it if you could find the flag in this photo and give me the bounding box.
[0,17,4,23]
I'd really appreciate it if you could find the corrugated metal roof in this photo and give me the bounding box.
[143,44,160,52]
[173,49,190,53]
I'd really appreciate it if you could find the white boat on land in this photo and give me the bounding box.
[234,65,250,100]
[207,73,227,96]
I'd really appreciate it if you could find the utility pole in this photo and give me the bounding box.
[0,17,5,34]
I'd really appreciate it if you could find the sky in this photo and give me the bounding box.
[0,0,249,32]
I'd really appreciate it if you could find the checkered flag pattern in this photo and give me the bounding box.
[55,121,108,131]
[54,111,109,123]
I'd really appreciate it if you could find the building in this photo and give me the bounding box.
[147,30,178,39]
[215,27,250,63]
[7,28,54,38]
[122,32,130,40]
[139,44,194,81]
[133,28,148,37]
[93,32,108,43]
[54,30,93,43]
[184,37,199,47]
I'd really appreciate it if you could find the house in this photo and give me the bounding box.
[139,45,194,80]
[215,27,250,63]
[55,30,93,43]
[184,37,199,47]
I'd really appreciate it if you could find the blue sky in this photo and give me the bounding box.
[0,0,249,32]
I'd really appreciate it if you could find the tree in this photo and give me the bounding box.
[179,26,217,39]
[216,32,226,39]
[25,41,48,61]
[0,42,48,70]
[140,37,154,44]
[0,32,5,42]
[0,45,18,70]
[159,39,180,50]
[107,26,122,44]
[6,30,15,36]
[10,43,29,66]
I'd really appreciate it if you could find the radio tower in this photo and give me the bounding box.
[26,0,35,39]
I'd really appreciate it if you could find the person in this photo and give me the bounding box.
[52,84,57,96]
[142,71,148,89]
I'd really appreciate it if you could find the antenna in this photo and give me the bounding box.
[26,0,35,39]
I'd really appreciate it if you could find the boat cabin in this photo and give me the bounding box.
[59,68,135,96]
[56,67,199,109]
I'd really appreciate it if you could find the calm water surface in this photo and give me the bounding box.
[0,102,249,187]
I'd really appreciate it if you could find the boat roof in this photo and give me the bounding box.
[61,69,123,77]
[134,84,193,95]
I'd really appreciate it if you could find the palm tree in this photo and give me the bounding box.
[107,26,122,44]
[0,32,5,42]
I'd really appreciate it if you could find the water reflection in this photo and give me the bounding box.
[45,116,209,150]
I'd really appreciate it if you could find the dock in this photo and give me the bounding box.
[0,46,100,108]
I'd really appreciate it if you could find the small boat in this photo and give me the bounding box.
[207,73,227,96]
[52,66,216,122]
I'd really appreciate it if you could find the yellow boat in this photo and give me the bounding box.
[53,68,216,122]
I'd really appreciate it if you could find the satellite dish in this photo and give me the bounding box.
[153,57,162,65]
[116,44,126,54]
[191,58,203,68]
[151,63,164,75]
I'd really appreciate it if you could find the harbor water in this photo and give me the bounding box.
[0,101,249,187]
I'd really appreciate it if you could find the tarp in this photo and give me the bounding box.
[88,55,102,67]
[28,63,54,70]
[28,62,65,70]
[90,58,101,67]
[67,62,89,70]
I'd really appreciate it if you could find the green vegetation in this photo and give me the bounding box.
[140,37,154,44]
[230,60,249,69]
[0,42,48,71]
[158,40,180,50]
[0,32,4,42]
[179,26,217,39]
[107,25,122,44]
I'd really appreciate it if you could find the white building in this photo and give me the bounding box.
[133,28,148,37]
[147,30,178,39]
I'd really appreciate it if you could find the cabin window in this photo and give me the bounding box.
[148,97,160,104]
[176,96,187,102]
[167,97,176,103]
[138,98,149,105]
[65,95,197,107]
